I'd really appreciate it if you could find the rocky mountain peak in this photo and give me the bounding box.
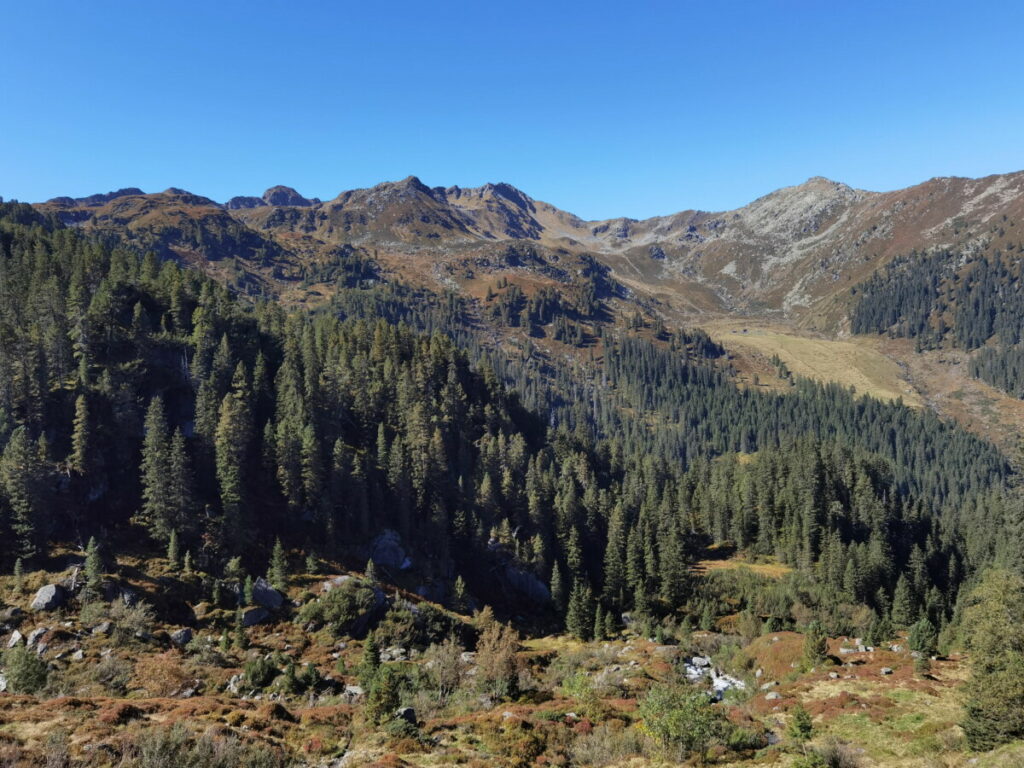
[262,186,313,207]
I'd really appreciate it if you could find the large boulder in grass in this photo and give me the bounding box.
[241,607,270,627]
[30,585,66,612]
[251,578,284,610]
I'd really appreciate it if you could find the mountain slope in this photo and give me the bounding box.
[36,171,1024,325]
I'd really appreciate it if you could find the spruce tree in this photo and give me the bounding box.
[891,574,917,627]
[167,529,180,567]
[961,569,1024,750]
[214,364,252,551]
[69,394,90,476]
[139,397,172,541]
[1,427,44,562]
[550,562,567,615]
[566,579,594,640]
[269,537,288,591]
[802,620,829,669]
[82,536,103,602]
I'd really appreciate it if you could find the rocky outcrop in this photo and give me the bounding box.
[226,196,268,210]
[369,529,412,571]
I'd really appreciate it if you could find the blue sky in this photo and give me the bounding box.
[2,0,1022,219]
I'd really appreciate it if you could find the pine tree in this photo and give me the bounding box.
[1,427,45,562]
[802,620,829,669]
[69,394,90,475]
[166,529,180,567]
[269,537,288,590]
[550,562,567,615]
[452,575,469,613]
[138,397,172,541]
[167,429,194,538]
[82,536,103,602]
[891,574,917,627]
[961,569,1024,750]
[215,364,252,551]
[566,579,595,640]
[360,633,381,687]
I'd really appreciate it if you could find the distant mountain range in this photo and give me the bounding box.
[34,171,1024,335]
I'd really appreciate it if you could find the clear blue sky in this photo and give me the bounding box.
[2,0,1023,220]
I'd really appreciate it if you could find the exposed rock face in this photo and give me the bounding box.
[225,196,268,210]
[501,563,550,605]
[369,529,411,571]
[30,584,66,612]
[252,577,284,610]
[263,186,313,207]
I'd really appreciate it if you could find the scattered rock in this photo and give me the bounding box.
[6,630,23,648]
[0,673,6,692]
[381,646,408,662]
[395,706,416,724]
[0,606,24,627]
[829,672,840,679]
[765,691,782,701]
[343,685,364,702]
[880,667,894,676]
[170,628,193,647]
[760,681,779,690]
[71,649,85,661]
[26,627,48,648]
[92,621,113,636]
[226,674,243,694]
[30,585,66,612]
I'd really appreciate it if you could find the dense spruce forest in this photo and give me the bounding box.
[849,234,1024,398]
[0,200,1020,649]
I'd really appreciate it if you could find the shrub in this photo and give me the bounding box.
[569,722,647,767]
[243,656,278,689]
[108,600,156,646]
[424,636,465,704]
[788,704,814,744]
[296,580,376,637]
[475,617,519,700]
[2,646,48,693]
[793,738,861,768]
[117,723,287,768]
[92,654,133,694]
[637,685,724,765]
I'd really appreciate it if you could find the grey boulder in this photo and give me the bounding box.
[30,585,66,612]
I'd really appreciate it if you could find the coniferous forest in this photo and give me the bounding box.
[0,201,1018,637]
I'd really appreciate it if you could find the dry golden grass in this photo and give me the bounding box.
[692,556,793,580]
[703,320,923,406]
